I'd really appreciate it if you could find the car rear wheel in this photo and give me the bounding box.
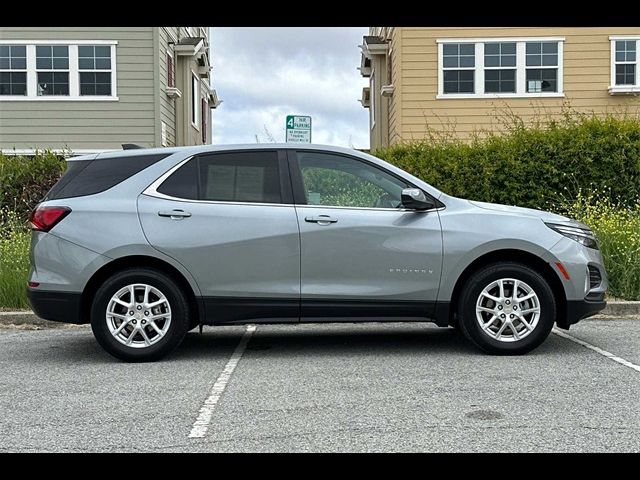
[457,262,556,355]
[90,268,190,362]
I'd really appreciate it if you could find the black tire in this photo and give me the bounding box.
[90,268,190,362]
[457,262,556,355]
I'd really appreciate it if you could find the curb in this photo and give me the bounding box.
[0,311,67,328]
[1,300,639,327]
[601,301,640,316]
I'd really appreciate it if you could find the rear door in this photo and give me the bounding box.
[289,149,443,320]
[138,150,300,323]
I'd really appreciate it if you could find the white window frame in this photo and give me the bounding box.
[483,42,517,94]
[191,71,200,130]
[0,40,117,101]
[0,45,27,96]
[35,45,70,97]
[437,37,565,99]
[609,36,640,94]
[441,42,476,95]
[166,48,174,88]
[370,70,375,130]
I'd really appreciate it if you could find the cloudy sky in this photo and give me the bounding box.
[209,27,370,149]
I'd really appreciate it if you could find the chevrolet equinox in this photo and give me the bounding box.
[27,144,607,361]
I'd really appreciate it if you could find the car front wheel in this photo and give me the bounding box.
[457,262,556,355]
[90,268,190,362]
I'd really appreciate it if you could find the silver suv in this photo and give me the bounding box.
[27,144,607,361]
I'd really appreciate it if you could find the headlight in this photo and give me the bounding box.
[545,223,599,250]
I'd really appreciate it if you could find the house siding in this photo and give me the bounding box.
[388,28,402,146]
[364,27,640,147]
[158,27,178,147]
[170,27,212,147]
[0,27,156,150]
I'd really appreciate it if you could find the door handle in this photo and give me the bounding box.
[158,209,192,219]
[305,215,338,225]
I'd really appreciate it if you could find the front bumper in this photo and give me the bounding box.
[558,292,606,329]
[549,237,608,328]
[27,289,83,324]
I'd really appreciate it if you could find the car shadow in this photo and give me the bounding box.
[172,324,479,360]
[28,326,246,365]
[29,322,558,364]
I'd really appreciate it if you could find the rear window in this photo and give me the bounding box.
[44,160,92,200]
[45,153,171,201]
[157,151,282,204]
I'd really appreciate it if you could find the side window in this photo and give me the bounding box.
[156,157,198,200]
[198,151,281,203]
[296,151,409,208]
[156,151,282,204]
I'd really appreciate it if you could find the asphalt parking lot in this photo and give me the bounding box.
[0,319,638,452]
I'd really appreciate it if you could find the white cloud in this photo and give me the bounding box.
[210,27,370,149]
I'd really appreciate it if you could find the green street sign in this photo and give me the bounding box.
[285,115,312,143]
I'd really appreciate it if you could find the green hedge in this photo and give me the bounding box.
[374,114,640,211]
[0,151,66,222]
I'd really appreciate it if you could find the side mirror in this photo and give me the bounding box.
[401,188,435,210]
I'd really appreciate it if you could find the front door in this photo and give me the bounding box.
[138,150,300,323]
[289,150,442,320]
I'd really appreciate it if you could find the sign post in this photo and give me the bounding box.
[285,115,312,143]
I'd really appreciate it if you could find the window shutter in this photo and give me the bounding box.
[201,97,207,143]
[167,53,174,87]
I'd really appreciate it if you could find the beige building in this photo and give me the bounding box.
[0,27,221,154]
[359,27,640,149]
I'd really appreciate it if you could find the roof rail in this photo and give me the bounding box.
[122,144,143,150]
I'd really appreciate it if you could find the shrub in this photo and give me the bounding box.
[0,207,30,309]
[561,192,640,300]
[0,152,64,308]
[0,151,66,223]
[374,113,640,211]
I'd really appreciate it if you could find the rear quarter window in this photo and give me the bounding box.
[156,157,198,200]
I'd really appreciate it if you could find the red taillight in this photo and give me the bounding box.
[28,206,71,232]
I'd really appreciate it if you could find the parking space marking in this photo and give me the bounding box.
[188,325,257,439]
[553,328,640,373]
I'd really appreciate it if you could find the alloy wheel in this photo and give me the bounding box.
[475,278,541,342]
[105,283,172,348]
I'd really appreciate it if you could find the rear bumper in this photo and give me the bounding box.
[27,289,83,324]
[558,293,606,329]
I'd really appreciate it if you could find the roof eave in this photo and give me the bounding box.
[174,38,205,56]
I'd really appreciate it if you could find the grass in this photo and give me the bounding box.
[560,192,640,301]
[0,208,30,309]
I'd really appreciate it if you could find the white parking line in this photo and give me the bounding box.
[553,328,640,373]
[188,325,256,439]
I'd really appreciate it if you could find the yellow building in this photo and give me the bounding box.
[359,27,640,149]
